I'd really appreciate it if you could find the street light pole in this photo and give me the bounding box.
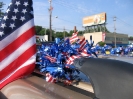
[113,16,116,48]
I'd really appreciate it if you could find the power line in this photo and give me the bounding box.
[116,17,133,27]
[53,0,133,29]
[57,17,82,25]
[38,0,132,36]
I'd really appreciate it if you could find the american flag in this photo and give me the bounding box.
[46,73,56,83]
[70,32,78,44]
[0,0,36,89]
[45,55,56,63]
[80,48,91,57]
[78,37,87,51]
[66,55,80,65]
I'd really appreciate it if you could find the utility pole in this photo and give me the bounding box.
[48,0,52,41]
[63,26,65,39]
[44,28,46,41]
[113,16,116,48]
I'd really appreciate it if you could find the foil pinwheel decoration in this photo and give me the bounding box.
[36,33,98,84]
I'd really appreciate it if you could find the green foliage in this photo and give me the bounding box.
[0,2,5,19]
[55,32,64,39]
[78,31,83,35]
[39,28,45,35]
[69,30,74,36]
[129,36,133,40]
[35,26,43,35]
[35,25,111,41]
[97,41,106,47]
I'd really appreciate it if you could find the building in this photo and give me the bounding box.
[36,35,48,42]
[83,32,128,47]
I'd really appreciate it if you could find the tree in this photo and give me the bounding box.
[55,32,64,39]
[35,26,43,35]
[129,36,133,40]
[39,28,45,35]
[78,30,83,35]
[97,41,106,47]
[69,30,74,36]
[0,2,5,21]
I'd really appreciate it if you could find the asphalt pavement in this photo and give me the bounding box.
[98,54,133,64]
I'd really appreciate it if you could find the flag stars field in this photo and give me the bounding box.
[3,16,8,21]
[9,23,15,29]
[15,1,21,6]
[11,16,17,21]
[0,31,4,37]
[13,8,19,13]
[6,9,10,13]
[1,23,6,28]
[22,9,27,14]
[20,16,25,21]
[24,2,29,7]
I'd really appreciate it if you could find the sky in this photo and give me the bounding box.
[1,0,133,36]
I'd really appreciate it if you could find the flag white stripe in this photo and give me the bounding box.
[70,37,78,42]
[0,54,36,84]
[0,36,35,71]
[0,19,34,51]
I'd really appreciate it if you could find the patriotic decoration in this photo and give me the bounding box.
[36,34,133,84]
[46,73,56,83]
[45,55,56,63]
[36,33,97,84]
[102,32,106,42]
[66,55,80,65]
[78,37,87,51]
[80,48,91,57]
[70,31,78,44]
[0,0,36,89]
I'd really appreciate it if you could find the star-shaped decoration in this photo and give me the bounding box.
[15,1,21,6]
[1,23,6,29]
[22,9,27,14]
[11,16,17,21]
[13,8,19,13]
[23,2,28,6]
[6,9,10,13]
[9,2,12,6]
[0,31,4,37]
[9,23,15,29]
[3,16,9,21]
[20,16,25,21]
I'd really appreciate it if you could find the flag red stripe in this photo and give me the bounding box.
[0,44,36,80]
[0,63,35,89]
[0,27,35,61]
[66,55,80,65]
[79,37,86,51]
[70,32,78,43]
[45,56,56,63]
[79,41,86,51]
[79,37,85,45]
